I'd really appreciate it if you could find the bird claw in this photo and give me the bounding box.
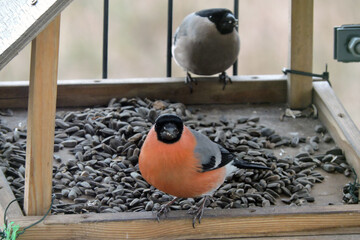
[187,196,209,228]
[156,204,170,222]
[219,72,232,90]
[185,72,197,93]
[189,206,205,228]
[154,197,179,222]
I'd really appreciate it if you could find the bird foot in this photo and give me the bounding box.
[187,196,209,228]
[185,72,197,93]
[155,197,178,222]
[219,72,232,90]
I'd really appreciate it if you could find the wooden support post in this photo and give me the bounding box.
[24,15,60,216]
[288,0,313,109]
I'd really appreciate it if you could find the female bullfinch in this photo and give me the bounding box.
[139,114,269,227]
[172,8,240,90]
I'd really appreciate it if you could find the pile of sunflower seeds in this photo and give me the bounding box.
[0,97,356,214]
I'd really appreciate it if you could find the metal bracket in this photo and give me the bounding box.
[282,64,331,86]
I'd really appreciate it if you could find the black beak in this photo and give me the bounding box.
[225,13,238,28]
[160,123,179,140]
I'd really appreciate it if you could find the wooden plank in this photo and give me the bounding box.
[288,0,314,109]
[24,15,60,216]
[0,0,72,70]
[231,235,360,240]
[0,75,287,108]
[0,170,23,225]
[12,205,360,239]
[313,81,360,176]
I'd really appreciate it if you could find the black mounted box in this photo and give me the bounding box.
[334,24,360,62]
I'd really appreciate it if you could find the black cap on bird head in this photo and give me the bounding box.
[196,8,238,34]
[155,114,184,144]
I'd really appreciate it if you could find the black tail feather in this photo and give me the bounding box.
[233,159,270,170]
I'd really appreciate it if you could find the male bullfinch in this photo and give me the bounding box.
[139,114,268,227]
[172,8,240,91]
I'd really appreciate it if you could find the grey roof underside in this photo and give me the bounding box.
[0,0,72,71]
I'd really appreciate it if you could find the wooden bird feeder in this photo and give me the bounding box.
[0,0,360,239]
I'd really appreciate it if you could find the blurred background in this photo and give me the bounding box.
[0,0,359,128]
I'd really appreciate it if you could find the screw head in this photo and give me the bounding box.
[28,0,37,5]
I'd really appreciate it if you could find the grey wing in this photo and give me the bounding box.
[173,13,192,46]
[190,129,233,172]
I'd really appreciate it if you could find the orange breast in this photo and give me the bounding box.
[139,126,226,198]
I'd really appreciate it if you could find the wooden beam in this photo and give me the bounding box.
[0,0,72,70]
[0,171,23,225]
[13,205,360,239]
[288,0,314,109]
[0,75,287,108]
[24,15,60,216]
[313,81,360,176]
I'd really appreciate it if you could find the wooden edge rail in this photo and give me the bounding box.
[0,171,23,225]
[0,75,287,108]
[10,205,360,239]
[313,81,360,176]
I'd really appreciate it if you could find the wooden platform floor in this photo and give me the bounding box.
[1,102,359,240]
[1,103,352,209]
